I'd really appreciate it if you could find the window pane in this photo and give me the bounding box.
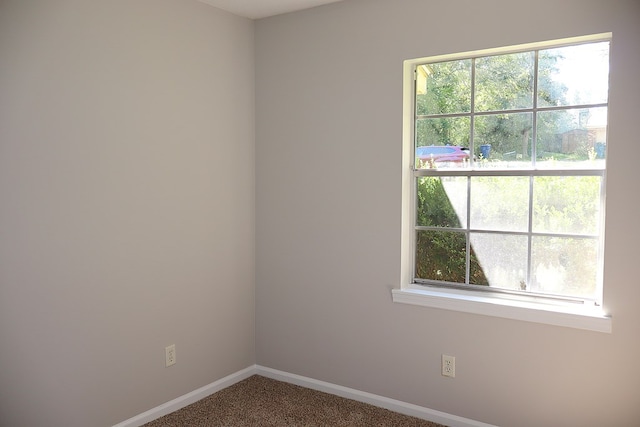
[416,177,467,227]
[475,52,534,112]
[416,116,471,148]
[536,107,607,169]
[409,37,609,302]
[531,236,598,299]
[538,42,609,108]
[416,60,471,115]
[469,233,528,289]
[473,112,533,166]
[470,176,529,232]
[415,230,466,282]
[533,176,601,235]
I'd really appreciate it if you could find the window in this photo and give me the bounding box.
[395,34,612,332]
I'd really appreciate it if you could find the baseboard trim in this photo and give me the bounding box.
[113,364,495,427]
[112,365,256,427]
[255,365,496,427]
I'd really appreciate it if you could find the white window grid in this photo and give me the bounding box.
[410,42,608,305]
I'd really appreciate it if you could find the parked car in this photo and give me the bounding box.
[416,145,470,165]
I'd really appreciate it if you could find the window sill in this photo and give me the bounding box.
[392,285,611,333]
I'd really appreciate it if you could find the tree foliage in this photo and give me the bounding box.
[415,178,488,285]
[415,49,574,159]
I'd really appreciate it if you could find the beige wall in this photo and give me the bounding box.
[0,1,255,426]
[255,1,640,426]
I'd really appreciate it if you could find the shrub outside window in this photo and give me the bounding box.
[409,35,609,306]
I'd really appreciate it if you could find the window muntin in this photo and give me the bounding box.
[411,37,609,304]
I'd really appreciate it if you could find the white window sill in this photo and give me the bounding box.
[392,285,611,333]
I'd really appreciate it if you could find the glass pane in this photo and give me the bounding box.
[416,177,467,227]
[531,236,598,299]
[538,42,609,108]
[470,176,529,232]
[475,52,534,112]
[416,116,471,148]
[533,176,601,235]
[416,60,471,115]
[473,113,533,167]
[469,233,528,289]
[415,230,467,282]
[536,107,607,169]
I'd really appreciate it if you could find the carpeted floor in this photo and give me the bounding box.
[142,375,447,426]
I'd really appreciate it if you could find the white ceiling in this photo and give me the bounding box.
[197,0,343,19]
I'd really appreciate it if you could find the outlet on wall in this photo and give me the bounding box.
[442,354,455,378]
[165,344,176,367]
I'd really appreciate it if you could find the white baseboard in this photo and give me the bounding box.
[113,364,495,427]
[112,365,256,427]
[255,366,496,427]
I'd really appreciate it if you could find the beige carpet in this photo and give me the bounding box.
[142,375,447,426]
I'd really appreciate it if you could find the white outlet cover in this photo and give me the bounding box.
[442,354,455,378]
[165,344,176,367]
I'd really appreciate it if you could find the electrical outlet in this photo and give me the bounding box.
[442,354,455,378]
[165,344,176,367]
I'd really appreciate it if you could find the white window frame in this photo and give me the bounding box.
[394,33,612,333]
